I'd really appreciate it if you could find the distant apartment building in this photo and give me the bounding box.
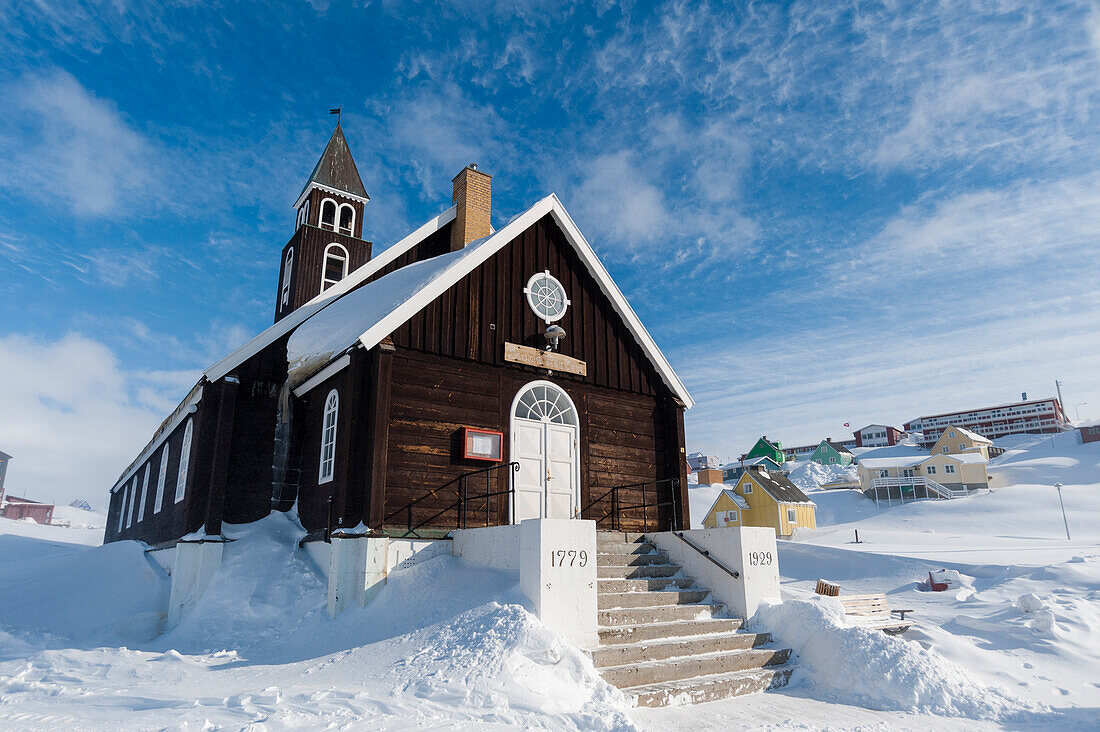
[905,397,1070,449]
[853,424,906,448]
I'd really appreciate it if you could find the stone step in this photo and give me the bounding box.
[598,563,680,579]
[628,666,794,708]
[597,577,696,593]
[597,589,710,609]
[599,617,744,645]
[596,532,647,548]
[596,552,669,567]
[591,631,772,668]
[599,602,724,626]
[595,542,660,557]
[600,646,792,689]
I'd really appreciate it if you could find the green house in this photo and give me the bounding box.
[744,436,785,465]
[809,439,854,466]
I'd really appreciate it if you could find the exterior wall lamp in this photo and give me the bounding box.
[544,325,566,351]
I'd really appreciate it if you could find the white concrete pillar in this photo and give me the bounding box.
[167,538,225,630]
[647,527,781,621]
[519,518,597,648]
[326,533,389,618]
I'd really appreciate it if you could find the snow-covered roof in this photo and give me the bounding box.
[722,490,750,510]
[720,455,778,470]
[286,193,694,407]
[857,456,924,469]
[951,426,992,444]
[204,205,456,383]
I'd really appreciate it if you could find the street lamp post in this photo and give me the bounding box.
[1075,402,1088,422]
[1055,482,1070,540]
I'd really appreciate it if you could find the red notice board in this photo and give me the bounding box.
[462,427,504,462]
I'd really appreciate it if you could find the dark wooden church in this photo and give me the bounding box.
[104,126,694,547]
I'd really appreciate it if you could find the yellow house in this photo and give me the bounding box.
[703,465,816,538]
[858,452,991,502]
[701,489,750,529]
[929,424,1004,460]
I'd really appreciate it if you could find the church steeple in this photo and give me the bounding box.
[276,124,373,323]
[297,124,369,205]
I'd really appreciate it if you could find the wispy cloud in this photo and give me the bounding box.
[0,70,153,216]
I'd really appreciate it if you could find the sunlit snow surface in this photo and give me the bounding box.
[1,430,1097,729]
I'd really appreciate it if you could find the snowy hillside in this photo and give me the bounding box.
[1,432,1097,729]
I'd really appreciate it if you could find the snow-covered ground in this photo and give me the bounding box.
[0,431,1097,729]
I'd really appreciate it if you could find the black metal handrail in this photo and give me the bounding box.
[674,531,739,578]
[582,477,680,532]
[384,462,520,537]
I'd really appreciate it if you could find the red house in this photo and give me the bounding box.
[1,496,55,525]
[1080,421,1100,445]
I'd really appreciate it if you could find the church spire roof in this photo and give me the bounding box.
[297,124,369,203]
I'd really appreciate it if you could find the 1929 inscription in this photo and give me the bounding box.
[550,549,589,567]
[748,551,773,566]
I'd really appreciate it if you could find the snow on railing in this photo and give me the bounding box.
[869,476,968,502]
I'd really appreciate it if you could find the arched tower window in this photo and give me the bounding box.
[338,203,355,235]
[281,247,294,308]
[296,199,310,229]
[321,243,349,290]
[320,199,338,231]
[175,418,193,503]
[319,389,339,484]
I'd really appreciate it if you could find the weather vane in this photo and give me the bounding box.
[329,106,341,125]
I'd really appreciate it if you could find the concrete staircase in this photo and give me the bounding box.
[593,532,794,707]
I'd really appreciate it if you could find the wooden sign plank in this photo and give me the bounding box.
[504,342,587,376]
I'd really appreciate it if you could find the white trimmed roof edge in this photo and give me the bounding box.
[352,193,694,408]
[204,205,456,383]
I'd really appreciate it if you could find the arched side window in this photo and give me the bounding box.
[137,464,150,522]
[175,418,193,503]
[154,443,169,513]
[320,198,338,231]
[319,389,339,484]
[321,243,349,291]
[296,199,310,229]
[125,478,136,528]
[281,247,294,308]
[117,483,128,532]
[338,203,355,235]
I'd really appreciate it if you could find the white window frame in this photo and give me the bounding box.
[948,431,955,438]
[523,270,571,323]
[126,479,136,528]
[175,418,193,503]
[878,469,889,478]
[958,443,966,451]
[787,508,797,523]
[945,464,956,474]
[154,443,169,513]
[321,243,350,291]
[742,482,753,494]
[942,446,949,453]
[137,464,150,522]
[337,203,355,235]
[319,389,339,484]
[118,482,129,532]
[281,247,294,308]
[319,198,338,231]
[926,465,937,475]
[829,456,836,464]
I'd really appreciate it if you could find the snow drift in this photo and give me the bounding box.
[755,596,1041,721]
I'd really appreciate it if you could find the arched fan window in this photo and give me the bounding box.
[513,383,577,425]
[175,418,193,503]
[319,389,339,484]
[281,247,294,308]
[338,203,355,235]
[320,199,338,231]
[321,243,349,290]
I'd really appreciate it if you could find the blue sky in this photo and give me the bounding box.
[2,1,1099,505]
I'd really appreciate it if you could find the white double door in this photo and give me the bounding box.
[512,417,578,522]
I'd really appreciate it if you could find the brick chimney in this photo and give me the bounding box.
[451,164,492,251]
